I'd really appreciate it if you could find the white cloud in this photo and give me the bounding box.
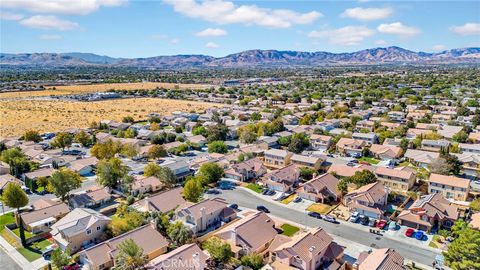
[377,22,420,37]
[170,38,179,44]
[196,28,227,37]
[1,0,126,15]
[341,7,392,21]
[39,34,62,40]
[206,42,219,48]
[19,15,80,31]
[0,11,24,21]
[308,25,375,46]
[375,39,387,45]
[450,23,480,36]
[164,0,321,28]
[431,44,447,51]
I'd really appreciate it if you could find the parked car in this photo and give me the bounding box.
[293,197,302,203]
[405,228,415,237]
[414,231,425,240]
[257,205,270,213]
[21,186,31,194]
[205,189,220,194]
[42,246,55,259]
[368,218,376,227]
[323,215,337,223]
[262,189,269,195]
[308,212,322,219]
[360,215,369,225]
[388,221,397,231]
[376,220,387,230]
[349,212,360,223]
[228,203,238,210]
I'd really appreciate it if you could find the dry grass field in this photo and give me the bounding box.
[0,98,219,137]
[0,82,211,99]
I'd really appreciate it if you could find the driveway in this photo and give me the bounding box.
[209,188,441,266]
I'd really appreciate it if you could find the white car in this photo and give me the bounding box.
[349,212,360,223]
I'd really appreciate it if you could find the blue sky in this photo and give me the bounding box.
[1,0,479,58]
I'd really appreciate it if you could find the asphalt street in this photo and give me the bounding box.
[211,188,441,266]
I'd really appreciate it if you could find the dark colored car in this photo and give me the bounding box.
[205,189,220,194]
[308,212,322,219]
[257,205,270,213]
[360,216,369,226]
[228,203,238,209]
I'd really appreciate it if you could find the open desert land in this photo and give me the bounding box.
[0,82,211,99]
[0,98,220,137]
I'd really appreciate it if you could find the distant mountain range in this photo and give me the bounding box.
[1,47,479,68]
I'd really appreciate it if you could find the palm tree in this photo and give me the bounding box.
[114,239,148,270]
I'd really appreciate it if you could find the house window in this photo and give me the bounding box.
[86,229,92,235]
[96,226,101,231]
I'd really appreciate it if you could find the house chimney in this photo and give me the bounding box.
[308,246,316,258]
[231,228,237,246]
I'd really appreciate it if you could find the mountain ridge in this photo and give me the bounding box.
[1,46,479,68]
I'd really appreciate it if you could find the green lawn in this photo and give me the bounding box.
[35,186,45,193]
[281,224,300,237]
[17,239,52,262]
[0,213,15,232]
[246,183,263,193]
[358,157,380,165]
[12,228,35,239]
[307,203,336,214]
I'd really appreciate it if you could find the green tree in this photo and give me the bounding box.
[143,163,177,187]
[90,139,123,159]
[114,239,148,270]
[147,144,167,160]
[238,124,258,144]
[206,124,228,143]
[51,248,71,269]
[241,253,264,270]
[167,221,193,246]
[183,178,203,202]
[74,131,92,147]
[470,198,480,211]
[452,130,469,143]
[443,226,480,270]
[51,132,73,151]
[337,178,348,194]
[23,130,42,142]
[2,183,28,246]
[198,162,224,185]
[122,116,135,123]
[121,143,138,158]
[202,236,232,263]
[288,133,309,153]
[299,167,315,180]
[250,112,261,121]
[348,170,377,188]
[96,158,129,188]
[192,126,207,136]
[144,162,161,177]
[49,168,83,202]
[208,141,228,154]
[124,128,137,139]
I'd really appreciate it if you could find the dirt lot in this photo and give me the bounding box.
[0,82,211,99]
[0,98,219,137]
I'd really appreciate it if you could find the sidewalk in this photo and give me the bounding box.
[0,234,34,269]
[239,186,443,254]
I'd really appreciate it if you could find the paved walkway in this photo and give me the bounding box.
[0,235,33,269]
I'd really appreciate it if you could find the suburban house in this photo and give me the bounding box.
[224,158,267,181]
[175,198,236,235]
[397,193,460,232]
[68,157,99,176]
[23,167,56,190]
[131,175,164,196]
[428,173,470,201]
[387,111,405,122]
[0,161,10,175]
[51,208,111,253]
[459,143,480,154]
[161,160,193,182]
[79,223,169,270]
[214,211,278,257]
[269,228,344,270]
[404,149,439,168]
[296,173,341,203]
[0,174,22,194]
[354,248,406,270]
[262,164,300,193]
[309,134,332,151]
[20,202,70,234]
[263,149,293,169]
[69,187,112,209]
[187,135,207,146]
[374,167,416,193]
[369,144,402,160]
[327,164,373,178]
[147,243,210,270]
[352,132,378,145]
[343,182,388,219]
[406,128,433,139]
[356,120,375,131]
[336,138,367,156]
[421,139,450,152]
[452,152,480,179]
[290,154,323,171]
[132,187,186,213]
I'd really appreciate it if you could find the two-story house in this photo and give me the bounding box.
[404,149,439,168]
[369,144,402,160]
[336,138,367,157]
[352,132,378,145]
[428,173,470,201]
[51,208,111,253]
[374,167,416,193]
[161,160,193,182]
[263,149,293,169]
[262,164,300,193]
[224,158,267,181]
[343,182,388,219]
[459,143,480,154]
[290,154,323,171]
[309,134,332,152]
[421,139,450,152]
[397,193,460,232]
[296,173,340,204]
[175,198,236,235]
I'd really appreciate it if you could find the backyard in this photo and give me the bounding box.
[16,238,52,262]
